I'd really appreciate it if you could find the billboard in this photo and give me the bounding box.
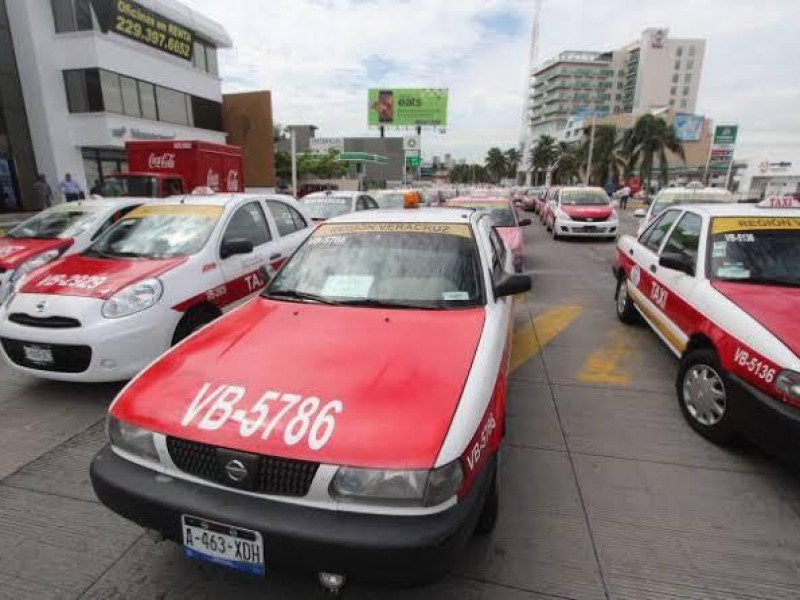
[673,113,704,142]
[310,138,345,154]
[368,89,448,128]
[708,125,739,170]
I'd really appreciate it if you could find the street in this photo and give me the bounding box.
[0,209,799,599]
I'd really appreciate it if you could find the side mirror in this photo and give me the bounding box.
[633,209,646,218]
[494,274,532,298]
[659,252,694,276]
[518,218,532,226]
[220,237,254,259]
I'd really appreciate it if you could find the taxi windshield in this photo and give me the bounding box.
[301,197,353,220]
[7,207,97,239]
[449,202,515,227]
[266,222,483,309]
[85,205,222,259]
[374,192,406,209]
[652,191,734,216]
[709,221,800,287]
[561,190,609,206]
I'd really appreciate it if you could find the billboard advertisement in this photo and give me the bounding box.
[310,138,345,154]
[673,114,704,142]
[368,89,448,128]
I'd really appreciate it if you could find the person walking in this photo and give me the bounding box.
[89,179,102,196]
[59,173,83,202]
[33,174,54,208]
[617,182,631,210]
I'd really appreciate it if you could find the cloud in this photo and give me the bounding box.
[182,0,799,163]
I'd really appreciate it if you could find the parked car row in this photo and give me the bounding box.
[524,185,619,241]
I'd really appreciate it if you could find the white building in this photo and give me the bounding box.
[740,159,800,199]
[4,0,231,208]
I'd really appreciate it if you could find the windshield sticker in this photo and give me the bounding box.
[129,205,223,218]
[716,265,751,279]
[321,275,373,298]
[304,197,349,205]
[712,241,727,257]
[712,216,800,234]
[307,235,347,247]
[443,291,469,301]
[317,222,472,238]
[724,233,755,243]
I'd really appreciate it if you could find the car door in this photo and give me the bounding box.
[265,199,312,271]
[217,201,274,310]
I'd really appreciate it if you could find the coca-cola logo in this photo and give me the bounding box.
[207,169,220,190]
[148,153,176,170]
[227,170,239,191]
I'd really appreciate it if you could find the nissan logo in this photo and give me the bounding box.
[35,300,47,313]
[224,459,248,482]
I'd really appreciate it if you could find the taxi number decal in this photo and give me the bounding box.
[466,413,496,471]
[36,273,107,290]
[0,245,25,258]
[724,233,755,243]
[307,235,347,247]
[733,347,776,383]
[649,281,668,310]
[206,285,227,302]
[181,383,343,451]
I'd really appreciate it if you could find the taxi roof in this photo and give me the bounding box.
[325,207,477,225]
[151,193,292,207]
[53,198,142,210]
[671,203,800,218]
[303,191,360,199]
[448,196,508,204]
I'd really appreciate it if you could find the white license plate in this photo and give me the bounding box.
[182,515,264,576]
[23,345,54,364]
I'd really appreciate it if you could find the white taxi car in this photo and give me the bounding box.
[300,191,378,222]
[613,198,800,461]
[544,186,619,241]
[0,194,311,382]
[0,199,144,303]
[634,184,735,235]
[90,208,531,589]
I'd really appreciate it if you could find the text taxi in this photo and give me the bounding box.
[0,194,311,382]
[0,199,144,303]
[613,198,800,461]
[90,208,531,590]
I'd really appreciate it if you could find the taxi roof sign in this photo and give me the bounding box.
[757,196,800,209]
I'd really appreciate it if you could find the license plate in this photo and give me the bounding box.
[23,344,54,364]
[181,515,264,576]
[582,226,597,232]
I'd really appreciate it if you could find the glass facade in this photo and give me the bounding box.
[0,0,36,210]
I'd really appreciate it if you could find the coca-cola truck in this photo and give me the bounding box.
[102,140,244,197]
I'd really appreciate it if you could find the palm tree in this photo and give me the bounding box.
[504,148,521,179]
[529,135,558,185]
[552,142,583,184]
[485,147,507,183]
[624,114,686,190]
[583,124,626,187]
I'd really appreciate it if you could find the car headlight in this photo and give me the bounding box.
[102,278,163,319]
[329,460,463,507]
[107,414,159,462]
[10,249,63,282]
[776,370,800,402]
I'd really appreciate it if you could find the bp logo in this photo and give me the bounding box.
[630,265,641,288]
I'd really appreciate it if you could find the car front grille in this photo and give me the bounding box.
[0,337,91,372]
[571,215,609,222]
[8,313,81,328]
[166,436,319,497]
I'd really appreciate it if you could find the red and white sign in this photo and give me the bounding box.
[148,153,176,170]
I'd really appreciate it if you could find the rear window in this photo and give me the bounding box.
[448,201,515,227]
[301,196,353,220]
[374,193,406,209]
[560,190,610,206]
[652,190,735,216]
[8,206,99,239]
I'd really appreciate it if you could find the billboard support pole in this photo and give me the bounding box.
[585,113,596,185]
[290,127,298,197]
[703,123,713,185]
[723,156,734,191]
[379,126,384,139]
[417,127,422,182]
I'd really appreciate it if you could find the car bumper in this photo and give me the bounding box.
[728,373,800,465]
[90,446,494,584]
[0,294,178,382]
[554,219,618,237]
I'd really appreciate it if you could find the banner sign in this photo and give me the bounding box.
[708,125,738,169]
[673,114,704,142]
[309,138,345,154]
[368,89,448,128]
[92,0,194,61]
[713,125,738,145]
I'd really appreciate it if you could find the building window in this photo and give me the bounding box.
[674,60,680,70]
[687,60,694,70]
[670,86,677,96]
[672,73,679,83]
[688,46,696,56]
[680,99,688,109]
[683,86,690,96]
[51,0,94,33]
[206,46,218,76]
[192,39,219,76]
[138,81,158,120]
[120,76,141,118]
[676,46,683,57]
[156,85,189,126]
[192,40,207,71]
[191,96,222,131]
[684,73,691,83]
[100,70,123,114]
[63,68,103,112]
[669,99,675,106]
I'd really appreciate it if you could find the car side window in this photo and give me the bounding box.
[488,227,507,279]
[91,205,140,241]
[364,196,379,209]
[641,210,680,253]
[356,196,370,211]
[222,202,271,251]
[267,200,305,236]
[661,212,703,268]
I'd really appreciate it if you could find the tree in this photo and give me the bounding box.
[297,149,348,179]
[583,124,626,187]
[529,135,558,185]
[623,114,686,190]
[485,147,507,183]
[275,150,292,180]
[273,124,284,143]
[551,142,583,184]
[505,148,521,179]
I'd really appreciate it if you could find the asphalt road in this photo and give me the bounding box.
[1,209,800,599]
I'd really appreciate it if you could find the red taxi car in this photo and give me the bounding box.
[446,196,531,272]
[90,208,531,588]
[613,199,800,461]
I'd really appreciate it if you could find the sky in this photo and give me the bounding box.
[184,0,800,164]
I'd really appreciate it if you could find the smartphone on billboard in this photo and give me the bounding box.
[378,90,394,123]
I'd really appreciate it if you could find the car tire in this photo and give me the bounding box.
[172,306,219,345]
[615,277,639,324]
[474,463,499,535]
[676,348,740,446]
[551,224,559,240]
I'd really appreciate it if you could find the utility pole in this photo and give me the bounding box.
[585,113,596,185]
[521,0,542,186]
[289,127,298,197]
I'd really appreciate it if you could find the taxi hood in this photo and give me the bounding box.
[561,204,613,219]
[496,226,522,253]
[20,253,185,299]
[0,237,72,270]
[712,282,800,358]
[111,299,487,469]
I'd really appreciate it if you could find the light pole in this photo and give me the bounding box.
[289,127,298,197]
[585,113,596,185]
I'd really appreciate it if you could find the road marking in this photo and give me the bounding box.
[577,330,632,386]
[511,304,583,372]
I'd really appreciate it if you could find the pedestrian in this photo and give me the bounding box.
[59,173,83,202]
[33,173,53,208]
[89,179,102,196]
[617,182,631,210]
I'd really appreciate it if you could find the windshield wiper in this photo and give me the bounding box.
[717,277,799,288]
[335,298,439,310]
[265,290,340,305]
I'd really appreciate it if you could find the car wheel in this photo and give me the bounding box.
[474,463,498,535]
[676,348,740,445]
[172,306,219,345]
[615,277,639,324]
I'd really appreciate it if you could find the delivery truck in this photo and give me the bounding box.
[102,140,244,197]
